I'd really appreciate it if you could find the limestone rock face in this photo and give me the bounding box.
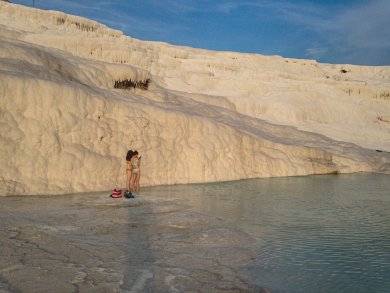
[1,2,389,195]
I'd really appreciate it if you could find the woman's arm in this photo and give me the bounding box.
[130,156,136,166]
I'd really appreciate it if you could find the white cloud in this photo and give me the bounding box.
[231,0,390,64]
[332,0,390,48]
[145,0,198,14]
[305,47,328,59]
[316,0,390,64]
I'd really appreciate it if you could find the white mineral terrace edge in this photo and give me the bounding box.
[0,2,389,195]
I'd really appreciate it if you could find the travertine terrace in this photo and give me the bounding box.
[1,2,389,195]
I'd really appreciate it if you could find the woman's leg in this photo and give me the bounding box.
[131,172,137,193]
[126,170,132,192]
[136,170,141,193]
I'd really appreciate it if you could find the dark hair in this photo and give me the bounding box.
[126,150,134,161]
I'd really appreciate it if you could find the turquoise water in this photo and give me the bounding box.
[146,173,390,293]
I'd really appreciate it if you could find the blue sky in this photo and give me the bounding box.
[11,0,390,65]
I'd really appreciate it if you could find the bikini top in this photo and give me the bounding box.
[132,159,139,167]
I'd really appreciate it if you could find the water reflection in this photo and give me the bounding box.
[145,174,390,293]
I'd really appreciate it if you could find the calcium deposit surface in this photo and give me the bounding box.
[1,2,389,195]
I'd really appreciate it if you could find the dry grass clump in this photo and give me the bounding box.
[56,17,98,32]
[114,78,150,90]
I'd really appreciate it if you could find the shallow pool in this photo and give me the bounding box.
[145,173,390,293]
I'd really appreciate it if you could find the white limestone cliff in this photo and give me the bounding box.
[1,2,389,196]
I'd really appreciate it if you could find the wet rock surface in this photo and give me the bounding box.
[0,192,266,292]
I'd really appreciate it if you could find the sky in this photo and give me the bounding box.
[10,0,390,66]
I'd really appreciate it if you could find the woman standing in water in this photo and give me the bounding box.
[130,151,141,194]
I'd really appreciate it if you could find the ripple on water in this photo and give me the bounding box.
[149,174,390,293]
